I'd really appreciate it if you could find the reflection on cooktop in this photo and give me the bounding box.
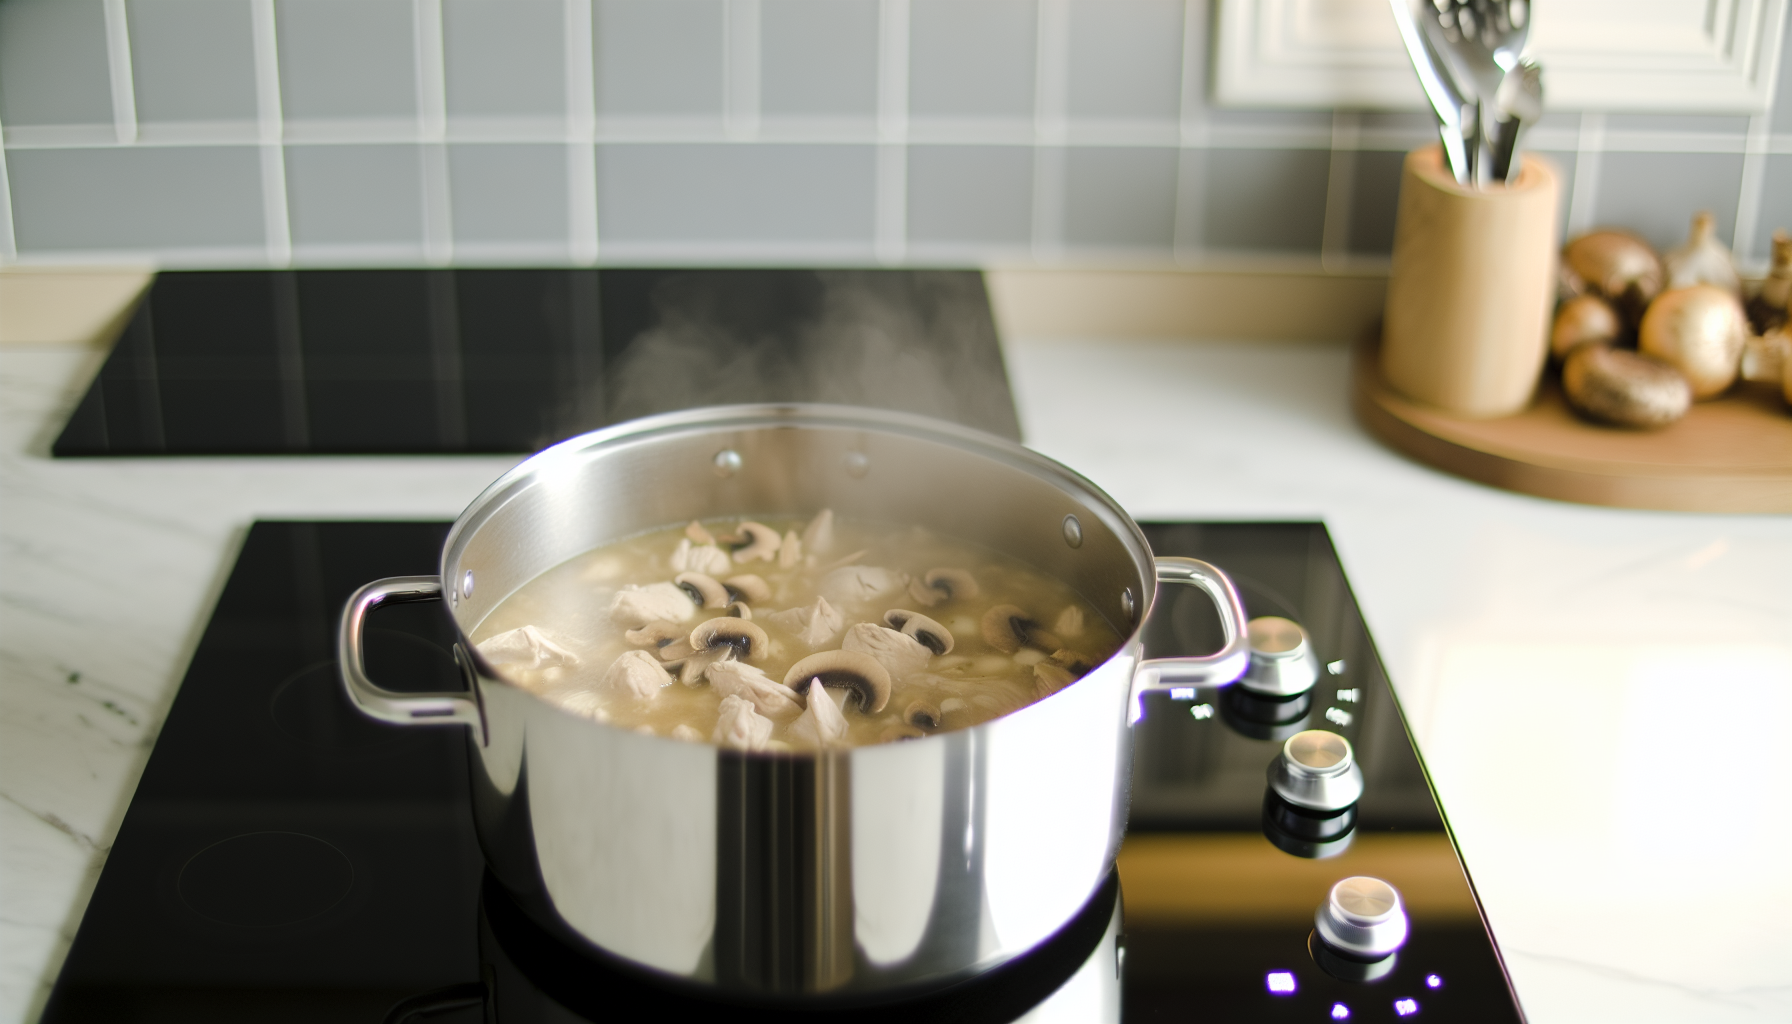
[52,268,1021,457]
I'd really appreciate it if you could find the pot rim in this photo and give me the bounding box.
[442,402,1159,753]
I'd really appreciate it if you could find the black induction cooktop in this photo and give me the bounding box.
[41,520,1522,1023]
[52,269,1021,457]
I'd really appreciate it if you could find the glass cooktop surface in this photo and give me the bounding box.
[41,521,1522,1023]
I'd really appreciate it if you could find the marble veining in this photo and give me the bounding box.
[2,338,1788,1023]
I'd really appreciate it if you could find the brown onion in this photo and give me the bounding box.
[1562,346,1690,428]
[1562,230,1663,322]
[1639,285,1748,399]
[1550,294,1622,360]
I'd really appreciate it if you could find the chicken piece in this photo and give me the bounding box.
[786,679,848,749]
[476,625,578,669]
[766,596,845,648]
[608,582,696,628]
[713,694,773,751]
[706,661,804,718]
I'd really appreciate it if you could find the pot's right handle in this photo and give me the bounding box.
[1127,557,1250,724]
[338,575,482,728]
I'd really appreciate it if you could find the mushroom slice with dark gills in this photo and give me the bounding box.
[598,649,671,702]
[883,609,954,655]
[981,605,1061,655]
[730,521,782,563]
[706,660,803,718]
[624,621,695,662]
[674,572,730,609]
[713,694,774,751]
[783,649,892,714]
[787,679,849,749]
[842,622,931,679]
[724,601,753,620]
[1048,649,1094,674]
[905,699,942,730]
[907,568,980,608]
[689,617,770,662]
[767,596,845,648]
[723,574,771,605]
[608,582,696,628]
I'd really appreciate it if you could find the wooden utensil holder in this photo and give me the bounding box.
[1381,146,1562,418]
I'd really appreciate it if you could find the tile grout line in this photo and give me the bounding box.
[1030,0,1070,264]
[874,0,910,265]
[415,0,453,266]
[101,0,137,145]
[0,111,15,261]
[1319,110,1360,272]
[566,0,599,265]
[724,0,762,141]
[1564,112,1605,237]
[1732,112,1771,266]
[1172,0,1207,265]
[250,0,291,266]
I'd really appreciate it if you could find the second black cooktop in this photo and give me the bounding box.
[53,269,1020,457]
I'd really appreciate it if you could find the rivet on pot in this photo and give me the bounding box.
[1062,514,1083,549]
[462,571,475,598]
[1120,588,1136,624]
[714,449,742,477]
[843,451,869,479]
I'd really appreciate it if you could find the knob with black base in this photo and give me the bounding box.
[1239,616,1321,697]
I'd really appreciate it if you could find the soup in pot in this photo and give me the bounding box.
[471,511,1122,751]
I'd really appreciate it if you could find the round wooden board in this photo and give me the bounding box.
[1352,339,1792,513]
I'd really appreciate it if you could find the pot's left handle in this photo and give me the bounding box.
[1127,557,1251,724]
[338,575,483,728]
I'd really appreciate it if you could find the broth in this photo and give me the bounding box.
[471,511,1123,750]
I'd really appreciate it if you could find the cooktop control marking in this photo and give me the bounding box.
[1331,1004,1352,1020]
[1169,687,1196,700]
[1426,974,1444,988]
[1328,660,1347,675]
[1395,997,1421,1016]
[1336,688,1360,703]
[1189,703,1215,720]
[1265,971,1298,994]
[1325,707,1355,727]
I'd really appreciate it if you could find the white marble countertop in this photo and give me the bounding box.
[2,337,1788,1023]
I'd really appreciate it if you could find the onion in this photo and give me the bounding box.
[1561,231,1663,323]
[1562,346,1690,428]
[1663,211,1740,294]
[1638,285,1748,399]
[1748,228,1790,333]
[1550,294,1622,360]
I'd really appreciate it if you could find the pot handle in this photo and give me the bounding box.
[1127,557,1251,724]
[338,575,482,728]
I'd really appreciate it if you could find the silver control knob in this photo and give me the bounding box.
[1239,616,1320,697]
[1315,876,1408,959]
[1269,729,1365,811]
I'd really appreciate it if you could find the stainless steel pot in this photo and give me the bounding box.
[338,404,1246,1002]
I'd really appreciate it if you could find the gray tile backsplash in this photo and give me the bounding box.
[1,0,1788,270]
[909,0,1036,119]
[277,0,417,122]
[127,0,258,124]
[444,0,566,119]
[760,0,878,118]
[0,0,113,127]
[8,145,264,251]
[1065,0,1182,123]
[593,0,724,118]
[285,144,424,246]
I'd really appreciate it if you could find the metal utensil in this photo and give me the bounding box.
[1489,57,1543,182]
[1421,0,1532,187]
[1388,0,1475,183]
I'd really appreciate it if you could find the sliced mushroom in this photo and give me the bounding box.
[725,601,753,620]
[674,571,729,609]
[731,521,782,563]
[883,609,954,655]
[608,582,696,628]
[905,699,942,730]
[981,605,1060,654]
[842,622,931,679]
[766,596,845,648]
[707,660,803,718]
[802,509,835,556]
[598,649,671,702]
[624,620,683,647]
[664,645,732,685]
[1049,649,1094,674]
[690,617,770,661]
[783,649,891,714]
[907,568,979,607]
[723,574,771,604]
[713,694,774,751]
[477,625,579,669]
